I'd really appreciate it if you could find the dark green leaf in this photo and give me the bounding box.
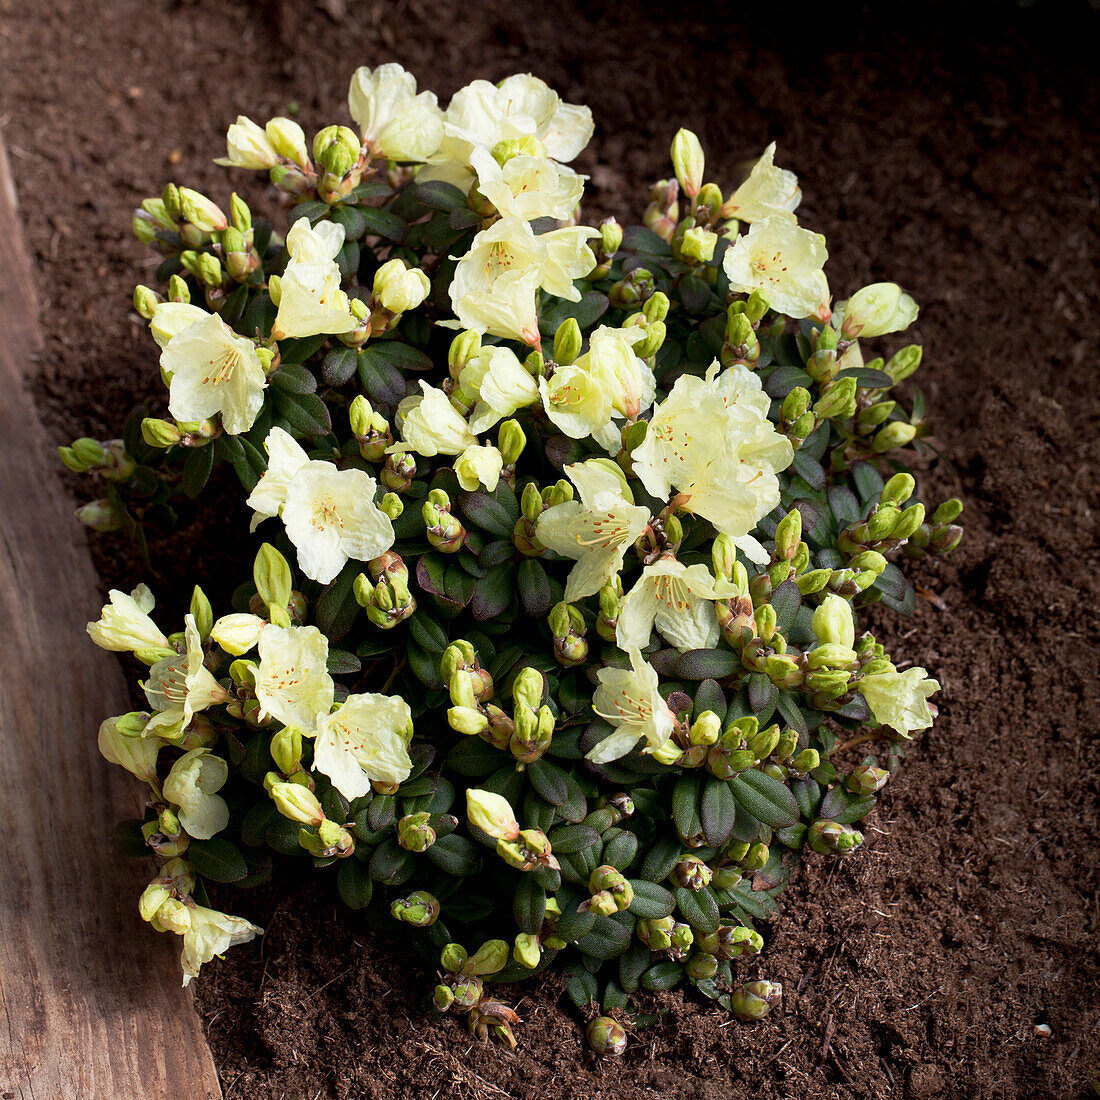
[271,363,318,394]
[627,880,676,920]
[517,557,553,617]
[470,562,513,620]
[181,444,215,499]
[641,961,684,992]
[369,839,415,885]
[314,563,359,644]
[836,366,894,388]
[272,389,332,436]
[673,649,739,680]
[575,912,634,960]
[189,837,248,883]
[700,779,736,847]
[426,833,479,876]
[548,824,600,854]
[675,885,720,934]
[322,347,359,387]
[672,774,703,843]
[358,207,407,241]
[563,963,599,1007]
[411,180,467,211]
[770,580,802,634]
[337,859,374,909]
[731,769,800,828]
[528,758,570,806]
[764,365,813,398]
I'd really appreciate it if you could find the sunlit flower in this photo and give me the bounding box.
[271,218,357,339]
[722,216,829,318]
[312,692,413,799]
[462,345,540,434]
[469,145,585,221]
[721,142,801,223]
[348,63,444,162]
[180,904,263,986]
[454,442,504,491]
[837,282,918,339]
[860,666,940,737]
[252,623,334,734]
[466,788,520,841]
[143,615,228,737]
[588,646,676,764]
[393,382,478,457]
[536,461,650,601]
[162,748,229,840]
[88,584,169,654]
[215,115,278,170]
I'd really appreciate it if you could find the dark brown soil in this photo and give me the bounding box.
[3,1,1099,1097]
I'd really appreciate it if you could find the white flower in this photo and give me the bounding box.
[271,218,357,339]
[162,748,229,840]
[282,463,395,584]
[462,345,540,434]
[180,904,263,986]
[539,225,599,300]
[285,218,346,264]
[253,623,334,734]
[372,258,431,314]
[98,715,160,782]
[454,443,504,491]
[588,647,676,764]
[393,382,478,458]
[538,363,613,440]
[722,216,829,319]
[161,311,267,435]
[469,146,585,221]
[210,613,266,656]
[247,427,395,584]
[449,217,545,344]
[312,692,413,799]
[579,325,656,420]
[837,282,919,339]
[88,584,169,653]
[215,115,278,170]
[536,461,650,601]
[448,217,597,344]
[143,615,228,737]
[348,63,444,162]
[861,667,940,737]
[632,362,792,551]
[149,302,209,349]
[440,74,593,172]
[722,142,801,223]
[617,559,737,653]
[466,788,520,841]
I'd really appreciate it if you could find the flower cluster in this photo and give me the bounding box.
[72,65,962,1054]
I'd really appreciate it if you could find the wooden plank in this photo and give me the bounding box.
[0,138,223,1099]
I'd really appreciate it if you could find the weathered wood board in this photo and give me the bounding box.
[0,138,223,1099]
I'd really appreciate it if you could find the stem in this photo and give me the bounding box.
[833,727,889,755]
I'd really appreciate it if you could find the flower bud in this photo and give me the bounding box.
[254,543,293,612]
[891,502,926,541]
[885,343,922,383]
[465,938,510,976]
[265,117,309,167]
[731,980,783,1021]
[872,420,918,453]
[791,748,820,773]
[672,855,712,891]
[609,267,654,308]
[270,782,325,827]
[599,217,623,256]
[681,226,717,263]
[553,317,582,366]
[813,376,858,421]
[689,710,722,747]
[372,258,430,315]
[812,593,855,649]
[586,1016,627,1057]
[391,890,440,927]
[466,789,520,841]
[497,419,526,466]
[846,765,889,795]
[178,188,227,233]
[671,128,705,199]
[313,124,361,177]
[75,498,124,533]
[841,282,918,339]
[685,952,718,980]
[397,812,436,853]
[513,933,541,969]
[219,116,278,170]
[808,819,863,855]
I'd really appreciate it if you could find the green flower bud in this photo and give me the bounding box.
[598,216,623,257]
[440,943,468,974]
[754,603,777,642]
[846,765,889,795]
[587,1016,628,1057]
[671,128,705,198]
[689,710,722,746]
[254,543,293,614]
[265,116,308,166]
[397,812,437,853]
[74,498,124,533]
[791,748,820,773]
[731,980,783,1021]
[634,319,667,359]
[884,343,922,383]
[774,509,802,561]
[448,706,489,736]
[511,667,544,711]
[497,418,526,466]
[450,975,484,1009]
[808,819,863,855]
[609,267,654,309]
[133,285,161,320]
[681,226,717,263]
[891,502,926,541]
[857,401,897,431]
[269,726,302,776]
[813,376,858,421]
[513,933,541,969]
[782,386,812,422]
[933,498,964,525]
[466,938,509,976]
[433,984,455,1011]
[879,473,915,510]
[685,952,718,980]
[672,855,712,891]
[747,722,781,759]
[642,290,670,324]
[448,330,482,379]
[391,889,440,927]
[872,420,918,453]
[313,125,361,177]
[553,317,583,366]
[270,782,324,826]
[637,917,676,950]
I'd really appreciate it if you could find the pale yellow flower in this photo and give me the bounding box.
[722,216,829,319]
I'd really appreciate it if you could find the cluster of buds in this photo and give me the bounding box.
[589,217,623,280]
[719,296,767,369]
[267,779,355,858]
[380,451,417,493]
[348,395,393,461]
[514,477,574,556]
[354,550,415,628]
[839,473,926,557]
[904,497,965,559]
[58,437,135,482]
[620,292,671,364]
[390,889,441,927]
[807,819,863,856]
[608,266,655,309]
[465,789,560,874]
[422,489,466,553]
[638,917,695,959]
[433,940,520,1048]
[548,601,588,667]
[579,865,634,915]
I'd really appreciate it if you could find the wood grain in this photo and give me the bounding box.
[0,138,223,1099]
